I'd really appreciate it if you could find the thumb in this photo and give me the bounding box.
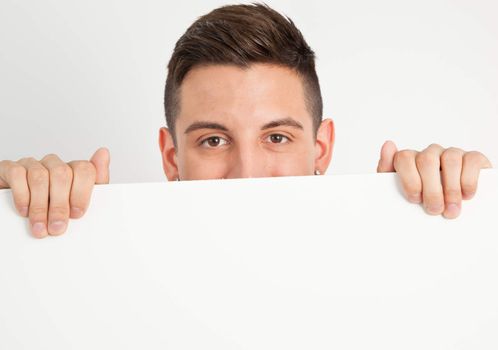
[90,147,110,184]
[377,140,398,173]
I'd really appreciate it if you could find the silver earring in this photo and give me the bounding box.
[314,169,321,175]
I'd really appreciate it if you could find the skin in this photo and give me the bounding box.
[0,63,493,238]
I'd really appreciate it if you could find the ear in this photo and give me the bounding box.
[158,127,179,181]
[314,118,335,174]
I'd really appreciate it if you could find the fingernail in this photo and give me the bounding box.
[71,207,83,217]
[32,222,47,236]
[427,204,444,214]
[48,221,67,235]
[445,203,461,218]
[19,206,28,217]
[463,192,475,200]
[408,194,422,203]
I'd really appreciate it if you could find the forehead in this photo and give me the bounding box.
[176,63,311,128]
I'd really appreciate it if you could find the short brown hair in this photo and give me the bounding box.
[164,2,323,146]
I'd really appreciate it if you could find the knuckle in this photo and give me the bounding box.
[394,150,414,165]
[441,158,460,170]
[18,157,36,163]
[29,205,48,217]
[28,166,49,185]
[71,161,96,178]
[441,150,463,167]
[444,189,462,201]
[41,153,59,162]
[446,147,464,154]
[6,163,26,181]
[50,164,73,182]
[427,143,443,150]
[416,152,437,168]
[424,193,444,204]
[49,205,70,218]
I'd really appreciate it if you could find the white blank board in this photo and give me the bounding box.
[1,171,497,349]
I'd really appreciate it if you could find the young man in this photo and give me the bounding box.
[0,3,493,238]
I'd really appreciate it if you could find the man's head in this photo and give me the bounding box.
[159,3,335,180]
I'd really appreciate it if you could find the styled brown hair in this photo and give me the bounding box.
[164,2,323,146]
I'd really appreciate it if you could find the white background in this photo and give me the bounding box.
[0,0,497,183]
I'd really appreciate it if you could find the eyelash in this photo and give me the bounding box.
[199,134,292,148]
[265,134,291,144]
[199,136,230,148]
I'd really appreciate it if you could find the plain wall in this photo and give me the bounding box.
[1,0,497,183]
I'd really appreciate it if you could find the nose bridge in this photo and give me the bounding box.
[230,139,267,178]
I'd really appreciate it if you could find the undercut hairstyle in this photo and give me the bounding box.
[164,2,323,146]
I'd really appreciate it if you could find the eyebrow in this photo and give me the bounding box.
[184,121,229,134]
[260,117,304,131]
[183,117,304,134]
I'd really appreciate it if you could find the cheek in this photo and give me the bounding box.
[180,151,229,180]
[268,147,315,176]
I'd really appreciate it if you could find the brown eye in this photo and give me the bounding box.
[200,136,229,148]
[267,134,289,144]
[207,137,220,147]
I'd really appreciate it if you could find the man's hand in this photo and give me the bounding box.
[377,141,492,219]
[0,148,110,238]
